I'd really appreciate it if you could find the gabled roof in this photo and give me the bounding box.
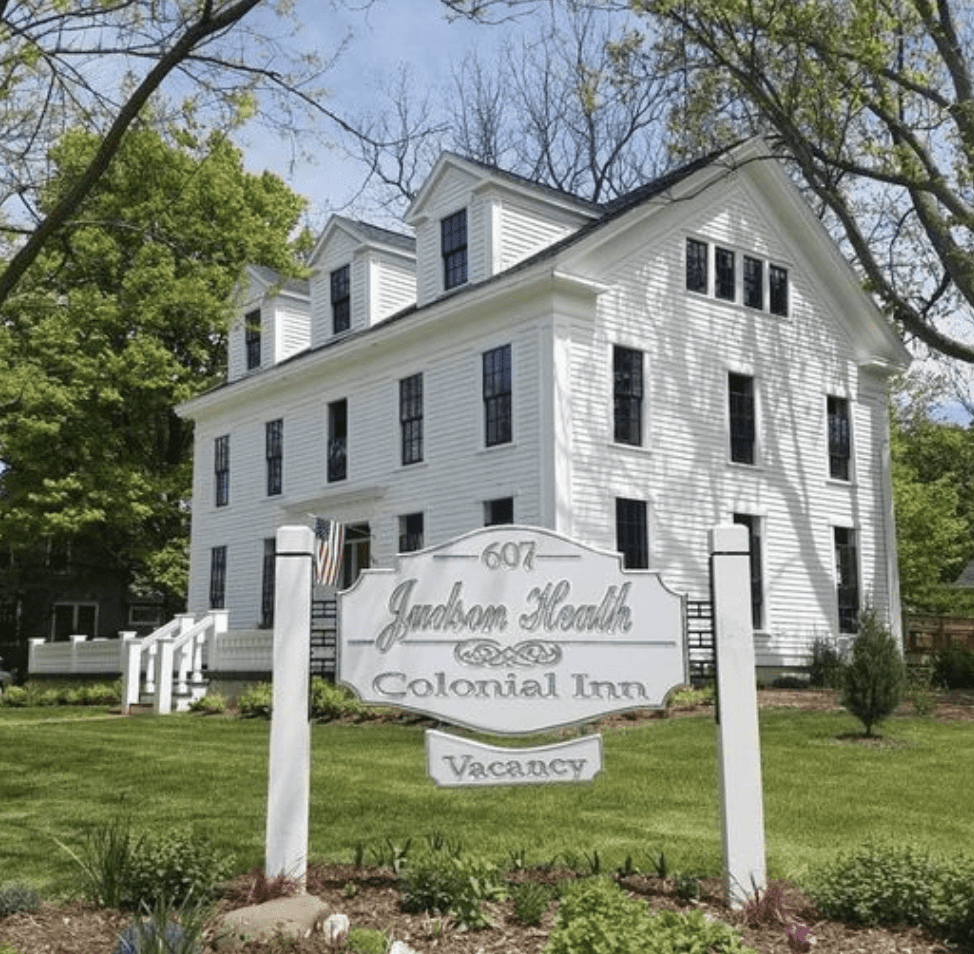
[246,264,309,299]
[405,151,601,224]
[310,215,415,266]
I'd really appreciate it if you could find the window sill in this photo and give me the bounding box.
[826,477,857,489]
[479,440,517,456]
[607,441,653,457]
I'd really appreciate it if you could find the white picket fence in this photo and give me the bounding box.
[27,610,255,714]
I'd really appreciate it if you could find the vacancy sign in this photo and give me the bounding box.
[338,526,687,737]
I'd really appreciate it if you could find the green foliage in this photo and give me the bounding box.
[400,851,506,931]
[115,895,210,954]
[60,820,233,911]
[841,607,906,736]
[545,877,755,954]
[347,927,388,954]
[906,664,937,716]
[0,682,120,708]
[510,881,555,927]
[808,637,845,688]
[807,841,974,944]
[0,883,40,917]
[188,692,226,715]
[0,686,29,707]
[309,679,365,721]
[932,646,974,690]
[0,126,307,603]
[236,683,272,719]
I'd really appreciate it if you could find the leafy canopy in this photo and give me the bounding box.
[0,126,308,598]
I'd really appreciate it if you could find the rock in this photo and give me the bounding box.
[323,913,349,944]
[388,942,419,954]
[213,895,331,950]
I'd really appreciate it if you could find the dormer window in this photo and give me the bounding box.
[244,310,261,370]
[331,264,351,334]
[441,209,467,290]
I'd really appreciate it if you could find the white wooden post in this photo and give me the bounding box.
[266,525,314,889]
[121,636,143,712]
[710,524,767,907]
[154,637,174,715]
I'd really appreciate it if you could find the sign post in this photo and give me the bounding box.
[266,525,314,889]
[710,524,767,907]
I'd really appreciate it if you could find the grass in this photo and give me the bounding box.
[2,706,973,897]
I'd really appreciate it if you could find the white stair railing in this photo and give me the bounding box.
[122,616,182,711]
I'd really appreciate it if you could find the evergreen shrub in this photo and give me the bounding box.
[0,883,40,917]
[841,607,905,736]
[932,645,974,689]
[808,637,845,688]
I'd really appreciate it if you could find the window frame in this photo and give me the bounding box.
[331,264,351,334]
[615,497,649,570]
[266,418,283,497]
[715,246,736,301]
[834,526,860,634]
[244,309,261,370]
[214,435,230,507]
[260,537,275,628]
[398,512,424,553]
[733,513,765,630]
[744,256,764,310]
[399,373,424,466]
[769,264,789,316]
[441,209,468,290]
[686,238,708,293]
[613,345,644,446]
[328,398,348,483]
[209,545,227,610]
[484,497,514,526]
[483,344,512,447]
[728,372,757,465]
[827,395,852,481]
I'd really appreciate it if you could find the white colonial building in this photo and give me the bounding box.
[177,139,910,678]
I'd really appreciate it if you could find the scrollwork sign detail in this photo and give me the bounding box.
[454,639,563,668]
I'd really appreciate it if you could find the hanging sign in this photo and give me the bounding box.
[338,526,686,736]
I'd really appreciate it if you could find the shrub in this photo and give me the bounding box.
[60,818,144,909]
[0,883,40,917]
[400,851,505,931]
[236,683,272,718]
[808,637,845,688]
[510,881,555,926]
[932,645,974,690]
[188,692,226,715]
[545,877,755,954]
[114,896,209,954]
[125,828,235,909]
[841,607,905,736]
[347,927,388,954]
[806,839,974,943]
[0,685,30,707]
[309,678,364,721]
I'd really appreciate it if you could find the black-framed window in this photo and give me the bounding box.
[442,209,468,290]
[260,537,275,628]
[266,418,283,496]
[686,238,708,293]
[715,247,735,301]
[400,373,423,465]
[214,435,229,507]
[328,399,347,482]
[728,372,756,465]
[483,344,512,446]
[484,497,514,526]
[331,264,350,334]
[616,498,649,570]
[834,527,859,633]
[209,545,227,610]
[769,264,788,316]
[244,310,261,370]
[613,345,643,446]
[827,395,851,481]
[398,512,424,553]
[733,513,764,630]
[744,256,764,310]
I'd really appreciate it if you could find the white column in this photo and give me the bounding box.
[265,525,314,889]
[121,636,143,712]
[153,637,174,715]
[710,524,766,907]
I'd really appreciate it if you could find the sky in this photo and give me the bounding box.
[233,0,517,227]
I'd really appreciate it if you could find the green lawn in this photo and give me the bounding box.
[2,706,972,898]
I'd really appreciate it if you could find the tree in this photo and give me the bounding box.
[352,1,674,208]
[0,0,350,310]
[841,605,906,737]
[441,0,974,367]
[0,126,309,603]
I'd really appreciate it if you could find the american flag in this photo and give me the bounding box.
[314,518,345,587]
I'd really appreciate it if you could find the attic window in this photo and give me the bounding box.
[331,265,350,334]
[244,310,261,370]
[441,209,467,290]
